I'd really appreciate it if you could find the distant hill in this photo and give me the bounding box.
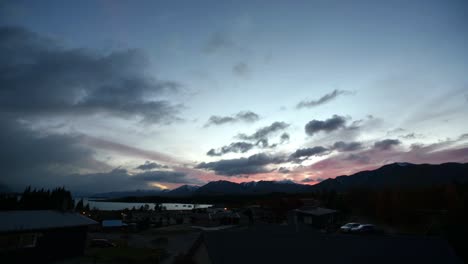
[311,162,468,192]
[89,163,468,198]
[90,189,168,199]
[194,180,313,196]
[165,185,200,197]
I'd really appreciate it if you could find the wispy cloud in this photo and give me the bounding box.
[204,111,260,127]
[238,121,289,141]
[297,90,352,109]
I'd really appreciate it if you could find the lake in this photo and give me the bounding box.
[81,198,212,211]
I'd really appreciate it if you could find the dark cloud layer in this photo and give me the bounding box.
[290,146,329,161]
[136,161,168,171]
[374,139,401,150]
[196,153,285,176]
[0,117,107,191]
[238,122,289,141]
[0,117,204,193]
[204,111,259,127]
[131,170,199,184]
[305,115,347,136]
[0,26,181,124]
[297,90,351,109]
[332,141,363,152]
[69,168,202,192]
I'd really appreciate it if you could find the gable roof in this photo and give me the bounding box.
[194,226,461,264]
[295,206,338,216]
[0,210,97,232]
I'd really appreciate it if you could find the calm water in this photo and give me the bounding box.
[80,198,212,211]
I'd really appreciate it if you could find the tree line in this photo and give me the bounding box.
[0,186,88,211]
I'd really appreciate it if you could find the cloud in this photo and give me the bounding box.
[81,136,183,164]
[0,117,109,192]
[399,133,424,139]
[305,115,347,136]
[301,177,315,183]
[332,141,363,152]
[204,111,260,127]
[196,153,286,176]
[238,121,289,141]
[208,131,290,157]
[280,133,290,143]
[0,26,182,124]
[203,31,237,54]
[68,168,203,193]
[278,167,291,174]
[460,133,468,140]
[373,139,401,150]
[136,161,168,170]
[297,90,352,109]
[232,62,250,77]
[0,115,198,193]
[131,170,201,184]
[344,153,371,164]
[301,177,324,183]
[290,146,329,161]
[206,142,255,156]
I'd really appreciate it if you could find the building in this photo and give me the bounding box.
[101,219,127,230]
[0,210,97,263]
[293,206,339,229]
[186,225,462,264]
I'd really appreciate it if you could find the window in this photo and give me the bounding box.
[19,233,38,248]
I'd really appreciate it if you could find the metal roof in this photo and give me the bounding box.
[295,206,338,216]
[0,210,98,232]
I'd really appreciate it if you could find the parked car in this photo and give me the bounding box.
[90,238,116,248]
[340,222,361,233]
[350,224,378,234]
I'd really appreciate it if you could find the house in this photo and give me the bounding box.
[293,206,339,229]
[0,210,97,263]
[101,219,127,230]
[186,225,462,264]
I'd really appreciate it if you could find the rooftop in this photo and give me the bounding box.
[295,206,338,216]
[0,210,97,232]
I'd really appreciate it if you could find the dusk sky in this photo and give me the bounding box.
[1,0,468,193]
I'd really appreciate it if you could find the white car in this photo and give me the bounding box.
[350,224,377,233]
[340,222,360,233]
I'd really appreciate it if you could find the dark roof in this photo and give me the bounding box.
[195,226,461,264]
[102,220,127,227]
[295,206,338,216]
[0,210,98,232]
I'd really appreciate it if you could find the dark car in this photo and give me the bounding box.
[90,239,116,248]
